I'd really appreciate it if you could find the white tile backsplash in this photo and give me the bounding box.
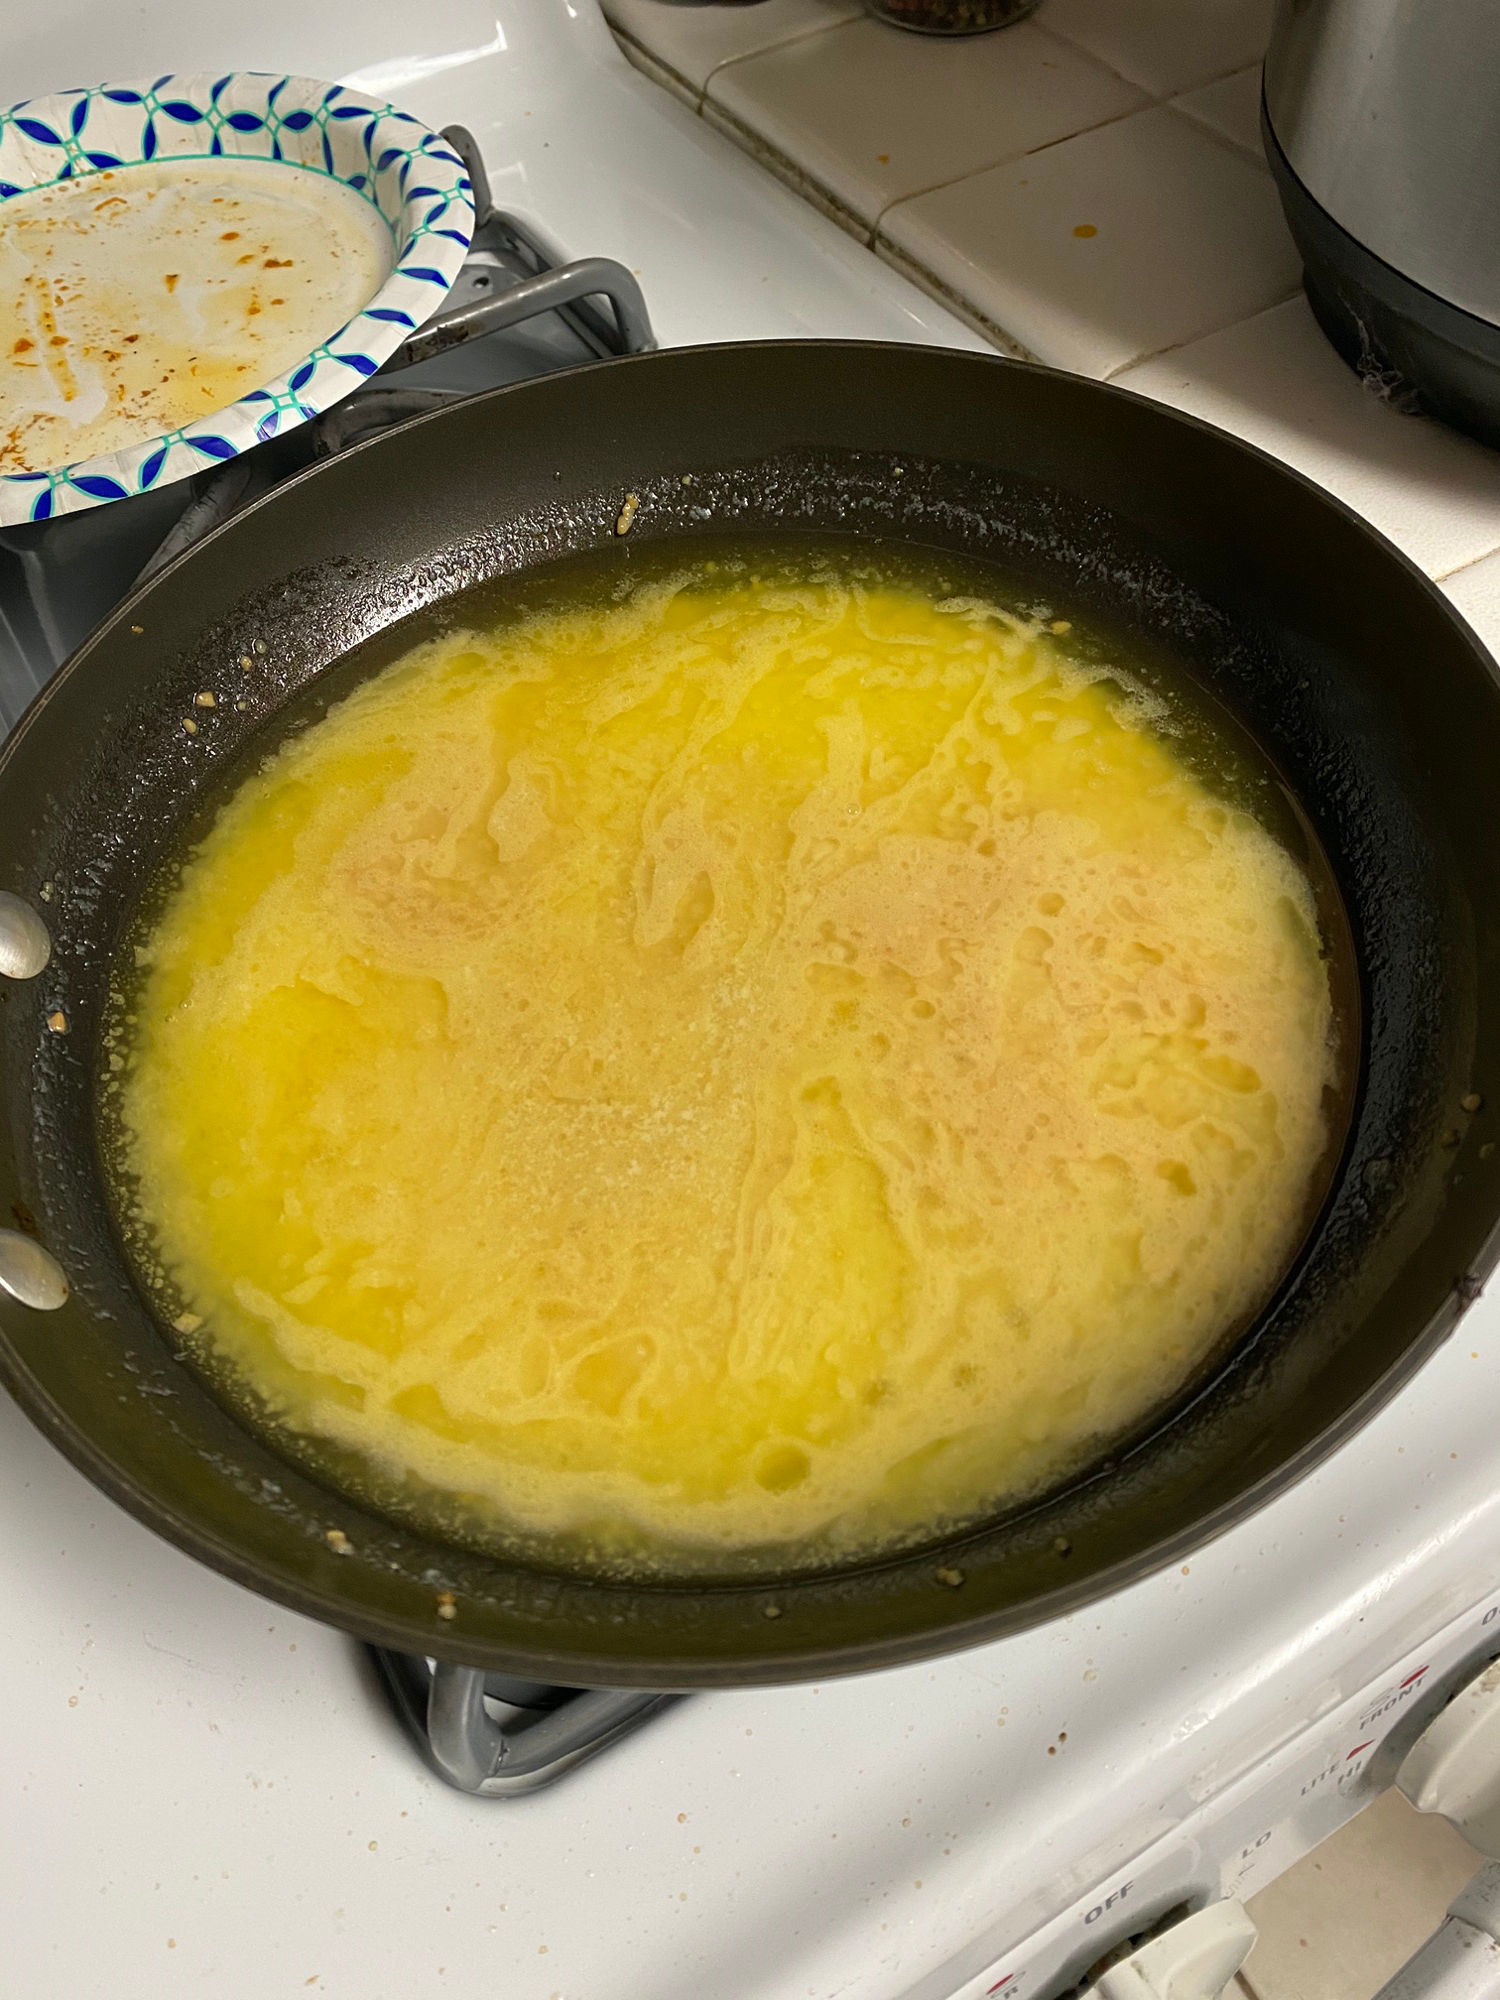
[707,16,1145,227]
[879,105,1298,377]
[1117,298,1500,576]
[1041,0,1275,95]
[1171,64,1263,156]
[601,0,862,95]
[604,0,1500,588]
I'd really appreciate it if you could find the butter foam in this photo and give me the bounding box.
[117,564,1339,1568]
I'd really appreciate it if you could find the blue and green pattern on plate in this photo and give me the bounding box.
[0,72,475,525]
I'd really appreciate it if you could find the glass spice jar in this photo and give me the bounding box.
[864,0,1041,32]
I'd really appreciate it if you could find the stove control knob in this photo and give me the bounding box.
[1080,1899,1257,2000]
[1398,1659,1500,1860]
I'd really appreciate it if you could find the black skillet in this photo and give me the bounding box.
[2,341,1499,1688]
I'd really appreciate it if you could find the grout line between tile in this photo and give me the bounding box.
[1030,19,1268,109]
[1099,286,1304,383]
[703,77,1152,255]
[1158,98,1272,171]
[682,86,1047,361]
[608,26,705,110]
[1170,100,1262,159]
[870,95,1158,236]
[1018,16,1144,96]
[871,234,1041,360]
[1018,15,1162,95]
[703,42,1154,243]
[1432,547,1500,585]
[1183,53,1270,99]
[702,16,865,94]
[697,97,877,244]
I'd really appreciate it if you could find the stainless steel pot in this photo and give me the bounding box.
[1264,0,1500,446]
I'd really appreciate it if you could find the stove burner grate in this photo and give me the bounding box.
[368,1649,678,1797]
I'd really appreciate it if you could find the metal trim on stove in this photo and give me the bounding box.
[367,1647,678,1797]
[403,124,655,367]
[392,252,655,371]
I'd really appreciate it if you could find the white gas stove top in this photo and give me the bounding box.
[3,6,1499,1999]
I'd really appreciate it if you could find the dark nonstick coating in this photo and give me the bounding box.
[3,341,1500,1688]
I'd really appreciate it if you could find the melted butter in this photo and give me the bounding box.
[0,156,391,473]
[117,564,1339,1569]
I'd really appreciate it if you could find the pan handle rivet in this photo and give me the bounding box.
[0,893,51,981]
[0,1228,68,1311]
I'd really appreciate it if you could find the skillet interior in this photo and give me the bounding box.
[3,340,1500,1687]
